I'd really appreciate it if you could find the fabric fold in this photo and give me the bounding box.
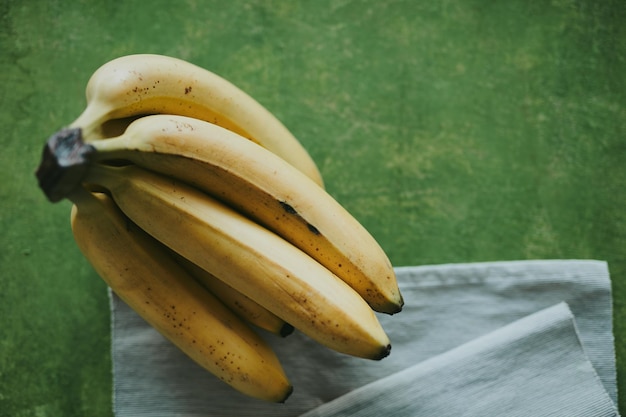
[300,302,619,417]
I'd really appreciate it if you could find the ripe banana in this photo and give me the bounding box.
[82,163,392,360]
[70,53,324,187]
[172,253,294,337]
[87,114,404,314]
[68,188,293,402]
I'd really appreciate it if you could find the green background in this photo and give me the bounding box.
[2,0,625,415]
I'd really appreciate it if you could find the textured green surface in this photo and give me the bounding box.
[1,0,625,416]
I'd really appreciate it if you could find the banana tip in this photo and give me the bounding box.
[278,385,294,403]
[384,291,405,315]
[379,300,404,315]
[374,343,392,361]
[280,323,295,338]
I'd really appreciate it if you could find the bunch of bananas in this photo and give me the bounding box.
[35,54,403,403]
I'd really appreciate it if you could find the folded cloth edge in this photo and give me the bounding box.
[300,302,620,417]
[395,258,618,402]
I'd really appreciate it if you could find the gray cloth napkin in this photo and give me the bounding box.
[301,302,618,417]
[110,259,618,416]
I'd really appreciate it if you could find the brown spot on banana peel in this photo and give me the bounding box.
[277,199,402,315]
[307,223,320,235]
[279,201,297,215]
[279,201,321,236]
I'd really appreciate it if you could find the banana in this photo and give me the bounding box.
[69,53,324,187]
[68,188,293,402]
[82,163,392,360]
[172,252,294,337]
[87,115,404,314]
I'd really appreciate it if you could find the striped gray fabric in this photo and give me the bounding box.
[301,303,618,417]
[111,259,619,416]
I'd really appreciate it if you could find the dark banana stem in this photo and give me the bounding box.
[35,127,95,202]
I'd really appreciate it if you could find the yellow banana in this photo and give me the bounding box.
[88,115,403,314]
[70,53,324,187]
[68,188,293,402]
[172,253,294,337]
[82,163,392,360]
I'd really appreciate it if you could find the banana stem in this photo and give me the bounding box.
[35,127,95,203]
